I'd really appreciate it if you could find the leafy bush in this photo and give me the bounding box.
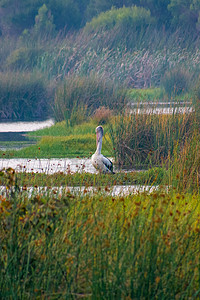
[33,4,56,36]
[84,5,154,33]
[161,68,191,98]
[0,37,18,71]
[84,5,155,49]
[0,71,53,120]
[54,74,126,124]
[6,47,44,70]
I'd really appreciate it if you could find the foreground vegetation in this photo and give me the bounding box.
[0,170,199,298]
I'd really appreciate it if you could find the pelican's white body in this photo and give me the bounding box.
[91,126,114,174]
[91,153,113,173]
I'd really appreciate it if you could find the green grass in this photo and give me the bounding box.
[28,121,96,137]
[0,173,199,299]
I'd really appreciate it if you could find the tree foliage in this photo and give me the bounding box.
[0,0,200,36]
[168,0,200,30]
[84,5,154,33]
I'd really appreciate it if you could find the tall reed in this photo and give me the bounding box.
[0,71,52,120]
[168,129,200,193]
[109,108,194,169]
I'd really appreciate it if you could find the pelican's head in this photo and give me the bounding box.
[96,126,103,143]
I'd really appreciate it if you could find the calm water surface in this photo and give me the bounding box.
[0,119,54,132]
[0,119,55,150]
[0,157,97,174]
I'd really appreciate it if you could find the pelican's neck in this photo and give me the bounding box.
[96,133,102,155]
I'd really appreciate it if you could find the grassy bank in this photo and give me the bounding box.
[0,179,199,298]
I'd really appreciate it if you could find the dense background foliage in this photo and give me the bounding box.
[1,0,200,35]
[0,0,200,120]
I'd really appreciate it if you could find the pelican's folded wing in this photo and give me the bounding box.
[102,156,114,173]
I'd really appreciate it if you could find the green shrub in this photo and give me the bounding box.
[0,36,18,70]
[84,5,154,33]
[6,47,44,70]
[54,74,126,124]
[33,4,56,37]
[161,68,191,98]
[83,5,155,50]
[0,71,52,120]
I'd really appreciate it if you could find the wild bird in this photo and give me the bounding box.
[91,125,115,174]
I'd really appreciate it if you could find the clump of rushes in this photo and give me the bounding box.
[0,173,199,298]
[109,109,195,169]
[168,129,200,193]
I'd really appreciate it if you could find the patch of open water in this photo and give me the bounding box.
[0,119,54,132]
[0,157,137,174]
[0,119,55,150]
[0,157,97,174]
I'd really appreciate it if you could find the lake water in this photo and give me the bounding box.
[0,119,55,150]
[0,157,97,174]
[0,157,137,174]
[0,119,55,132]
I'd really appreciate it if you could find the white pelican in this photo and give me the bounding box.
[91,125,115,174]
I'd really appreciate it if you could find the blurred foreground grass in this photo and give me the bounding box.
[0,171,199,298]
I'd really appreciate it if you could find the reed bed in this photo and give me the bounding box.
[0,172,199,299]
[110,108,194,165]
